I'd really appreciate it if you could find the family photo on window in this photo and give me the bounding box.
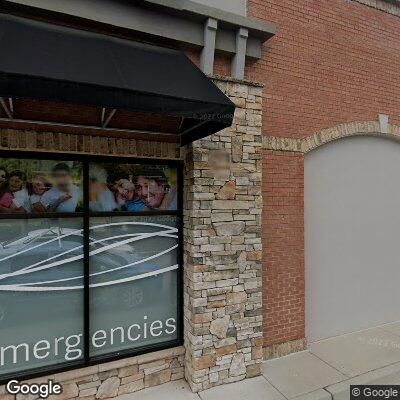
[0,158,177,214]
[0,159,83,214]
[89,163,178,212]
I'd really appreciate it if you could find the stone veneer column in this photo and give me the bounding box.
[183,78,263,392]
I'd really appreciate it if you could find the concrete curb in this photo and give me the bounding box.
[291,389,332,400]
[325,361,400,400]
[286,361,400,400]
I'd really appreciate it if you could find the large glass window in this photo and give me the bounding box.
[0,154,181,382]
[89,215,179,358]
[0,218,84,376]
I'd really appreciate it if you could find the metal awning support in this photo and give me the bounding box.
[0,97,13,119]
[102,108,116,128]
[101,107,116,128]
[101,107,105,126]
[8,97,13,114]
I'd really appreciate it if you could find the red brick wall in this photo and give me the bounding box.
[262,151,304,346]
[247,0,400,138]
[249,0,400,347]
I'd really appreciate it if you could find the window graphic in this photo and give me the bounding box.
[89,215,179,357]
[0,155,181,380]
[0,218,84,375]
[0,158,83,214]
[89,163,178,212]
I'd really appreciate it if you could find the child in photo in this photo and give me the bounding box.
[29,175,51,213]
[113,178,147,212]
[4,170,31,213]
[0,168,12,210]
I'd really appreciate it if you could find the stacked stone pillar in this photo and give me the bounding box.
[183,78,263,392]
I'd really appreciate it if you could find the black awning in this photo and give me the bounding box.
[0,14,235,145]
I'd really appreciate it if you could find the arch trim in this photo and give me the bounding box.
[264,120,400,154]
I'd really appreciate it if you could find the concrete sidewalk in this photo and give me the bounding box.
[117,322,400,400]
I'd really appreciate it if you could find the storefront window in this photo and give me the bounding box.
[0,154,181,381]
[89,215,179,358]
[0,218,84,376]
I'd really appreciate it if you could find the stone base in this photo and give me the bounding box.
[263,338,307,360]
[0,347,184,400]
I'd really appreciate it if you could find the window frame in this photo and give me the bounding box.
[0,150,183,384]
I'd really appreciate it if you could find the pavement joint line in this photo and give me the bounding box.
[307,350,350,378]
[336,358,400,381]
[323,386,335,400]
[286,386,335,400]
[260,371,290,399]
[324,387,334,400]
[262,351,348,399]
[295,387,335,400]
[319,360,400,397]
[378,325,400,338]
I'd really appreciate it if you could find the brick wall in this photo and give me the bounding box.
[262,150,305,356]
[243,0,400,351]
[247,0,400,139]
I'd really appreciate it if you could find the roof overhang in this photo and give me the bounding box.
[1,0,276,59]
[0,14,235,145]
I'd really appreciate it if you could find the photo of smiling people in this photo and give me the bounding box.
[89,163,178,212]
[0,158,83,214]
